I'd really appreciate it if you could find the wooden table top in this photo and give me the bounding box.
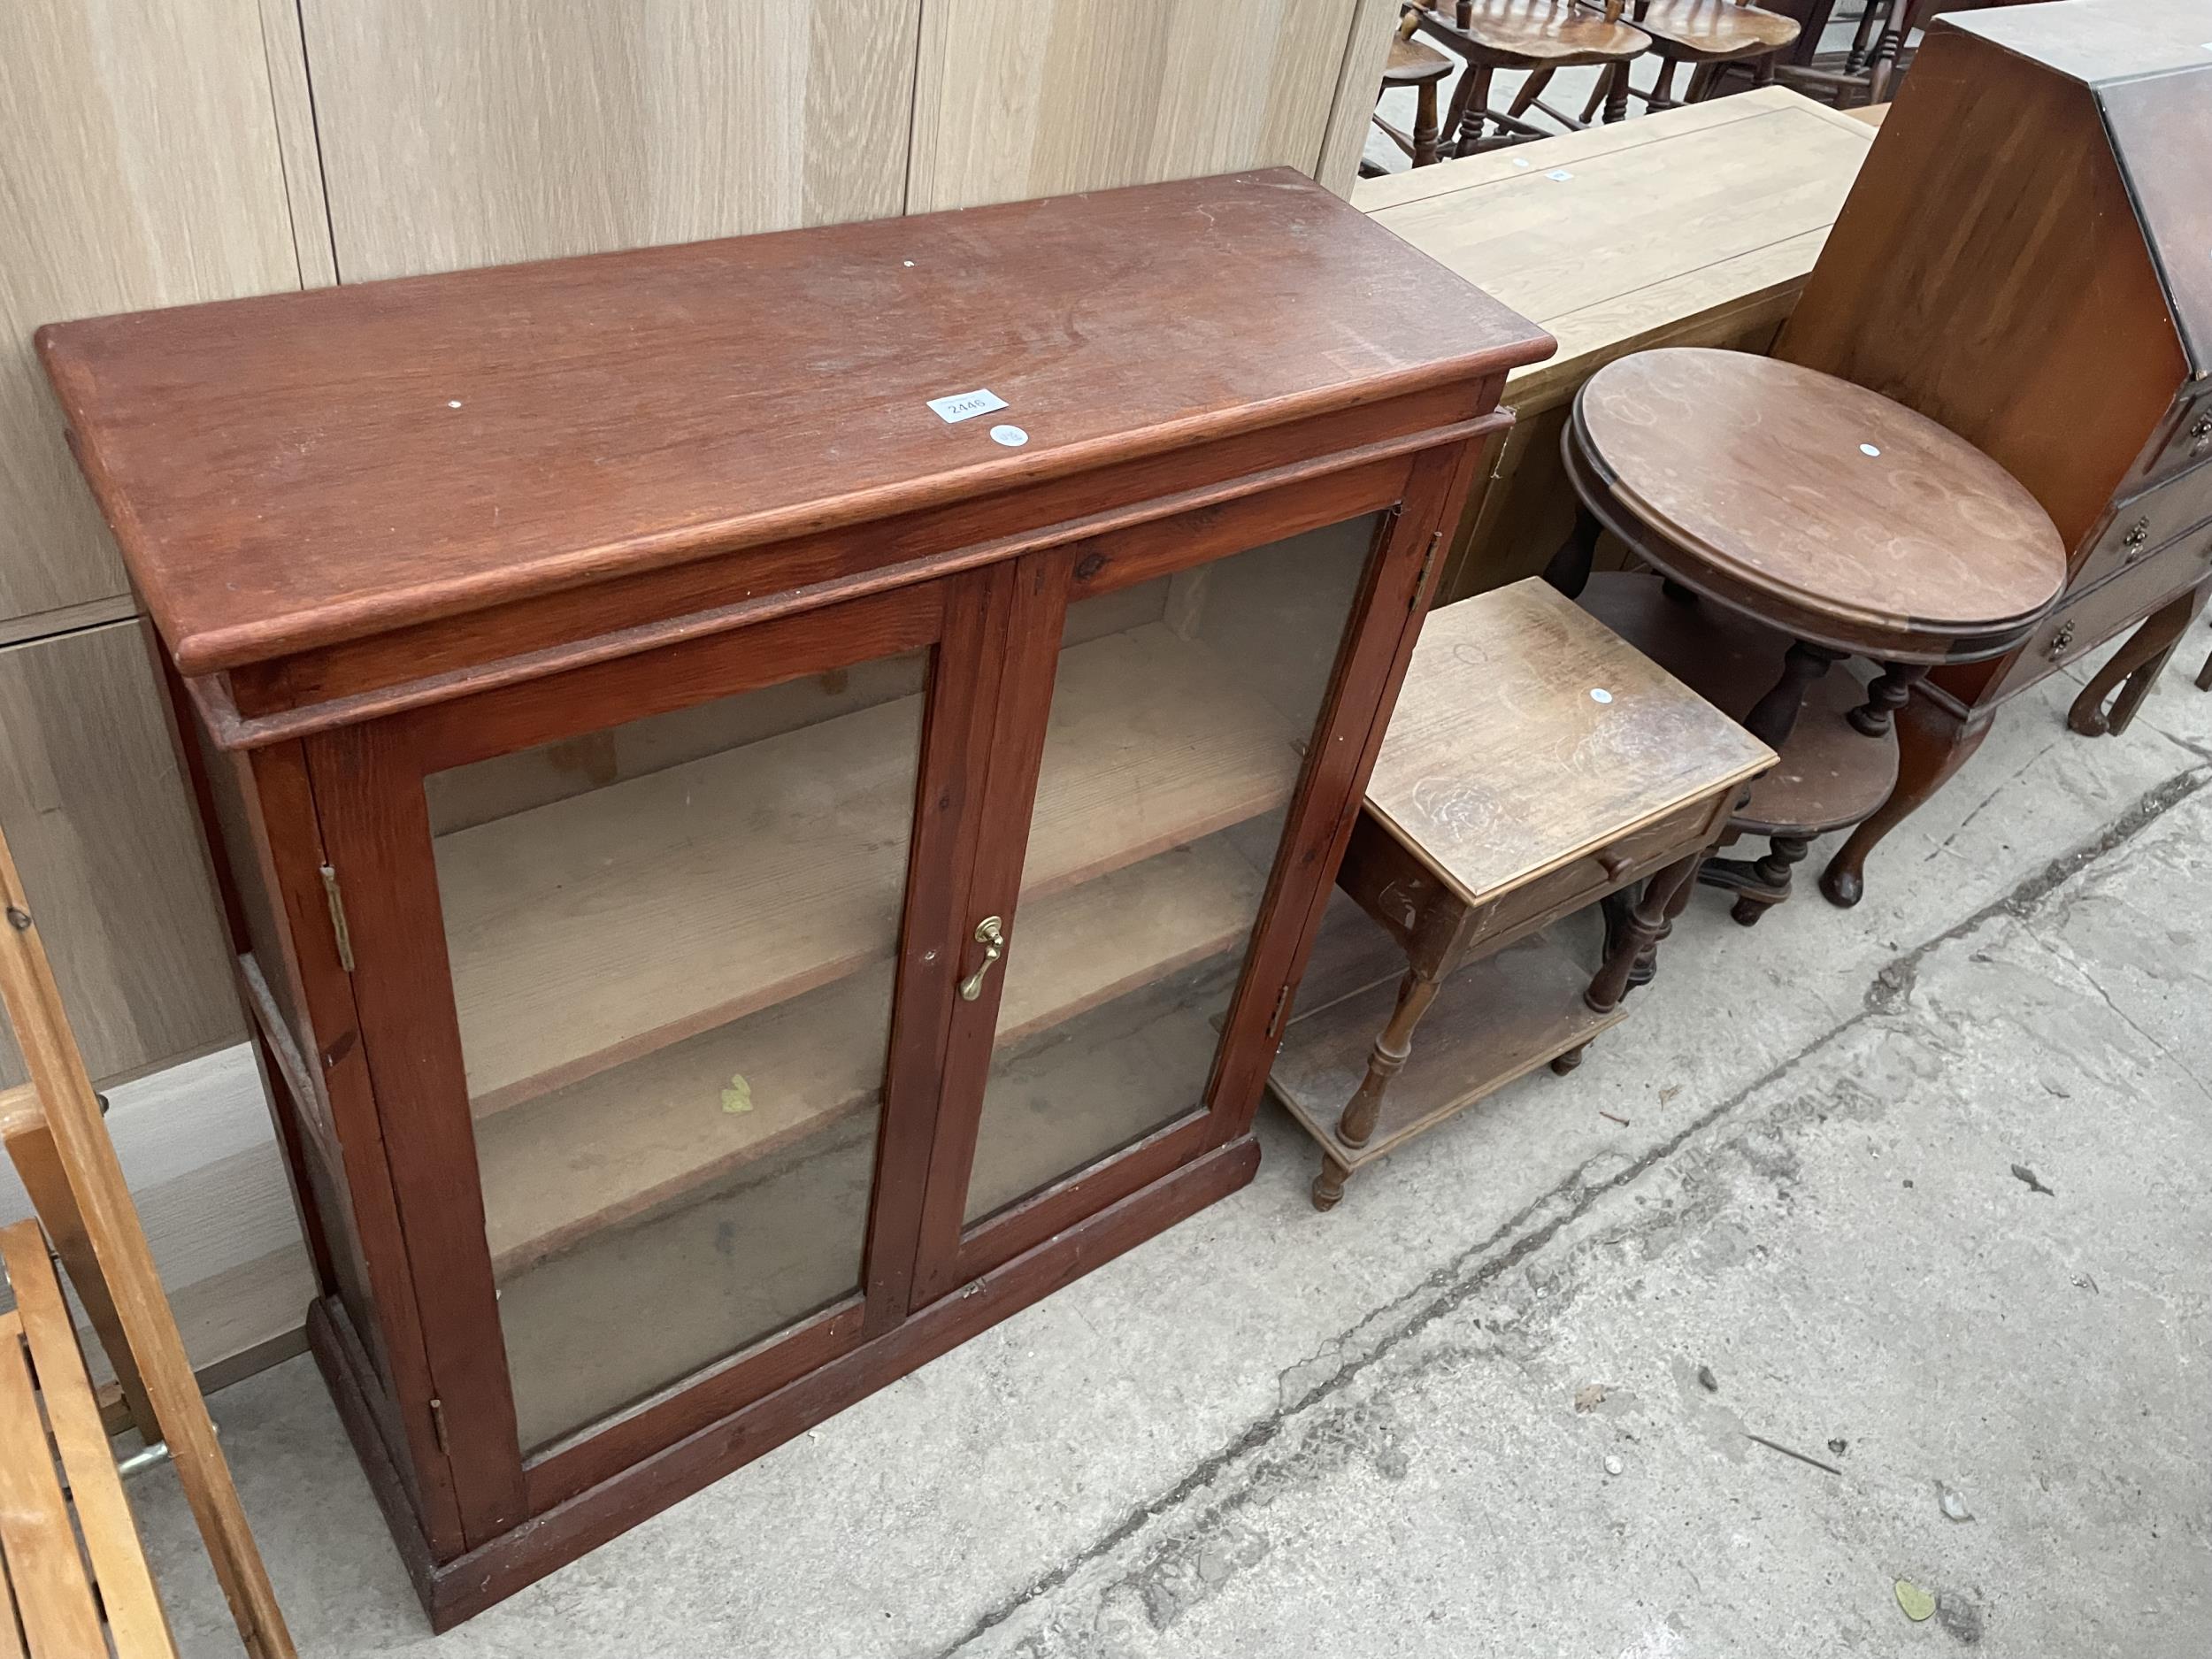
[1355,87,1876,414]
[1363,578,1772,905]
[37,171,1553,677]
[1577,348,2066,642]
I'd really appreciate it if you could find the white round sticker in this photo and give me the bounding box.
[990,424,1028,448]
[1860,443,1881,457]
[1589,687,1614,704]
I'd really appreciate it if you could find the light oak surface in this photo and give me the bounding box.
[0,0,299,627]
[297,0,924,282]
[1578,348,2066,635]
[1316,0,1402,196]
[1357,88,1875,417]
[0,622,241,1088]
[1363,580,1770,905]
[907,0,1361,211]
[442,624,1302,1114]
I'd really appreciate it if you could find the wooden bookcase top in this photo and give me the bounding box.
[37,170,1551,678]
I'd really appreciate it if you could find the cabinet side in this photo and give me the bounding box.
[1776,27,2186,553]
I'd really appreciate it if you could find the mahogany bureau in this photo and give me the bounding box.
[36,173,1551,1624]
[1771,0,2212,908]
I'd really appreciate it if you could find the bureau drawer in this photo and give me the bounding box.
[2131,389,2212,489]
[1467,790,1726,956]
[2072,455,2212,592]
[1992,523,2212,702]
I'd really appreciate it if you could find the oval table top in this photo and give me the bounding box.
[1573,348,2065,659]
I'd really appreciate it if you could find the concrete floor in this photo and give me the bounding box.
[128,610,2212,1657]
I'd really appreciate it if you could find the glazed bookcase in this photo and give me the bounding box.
[38,171,1549,1624]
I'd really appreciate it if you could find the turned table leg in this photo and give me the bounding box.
[1700,640,1842,922]
[1543,504,1603,599]
[1585,853,1703,1014]
[1311,1153,1352,1211]
[1850,661,1927,737]
[1335,964,1448,1152]
[1822,691,1992,907]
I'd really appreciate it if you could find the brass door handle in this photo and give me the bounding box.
[958,916,1005,1001]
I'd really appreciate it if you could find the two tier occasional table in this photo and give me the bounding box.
[1269,579,1773,1209]
[1548,348,2067,921]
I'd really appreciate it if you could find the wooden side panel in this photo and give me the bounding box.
[1313,0,1398,199]
[298,0,926,281]
[908,0,1361,211]
[0,622,242,1087]
[0,0,300,625]
[1776,28,2185,553]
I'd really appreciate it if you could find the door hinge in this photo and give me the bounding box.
[1266,984,1293,1040]
[1412,528,1445,611]
[319,863,355,973]
[429,1396,450,1455]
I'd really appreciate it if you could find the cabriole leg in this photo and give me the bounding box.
[1821,694,1991,908]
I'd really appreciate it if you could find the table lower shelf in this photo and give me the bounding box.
[1268,902,1625,1173]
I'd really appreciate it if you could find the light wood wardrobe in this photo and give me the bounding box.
[0,0,1398,1381]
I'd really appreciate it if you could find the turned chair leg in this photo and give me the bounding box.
[1455,65,1496,156]
[1550,1044,1586,1076]
[1334,964,1446,1150]
[1410,81,1442,168]
[1510,68,1554,122]
[1822,694,1992,908]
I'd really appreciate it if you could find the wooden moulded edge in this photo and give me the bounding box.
[181,407,1516,743]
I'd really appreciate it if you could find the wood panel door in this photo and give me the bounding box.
[303,572,999,1539]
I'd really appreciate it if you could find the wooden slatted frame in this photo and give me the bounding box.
[0,1221,173,1657]
[0,822,296,1657]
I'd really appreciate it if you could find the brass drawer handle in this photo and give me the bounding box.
[2046,620,2076,658]
[958,915,1006,1001]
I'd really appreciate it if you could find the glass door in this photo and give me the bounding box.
[369,584,978,1461]
[916,512,1387,1294]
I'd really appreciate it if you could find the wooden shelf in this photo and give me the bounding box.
[480,834,1270,1278]
[1268,901,1624,1171]
[439,622,1302,1116]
